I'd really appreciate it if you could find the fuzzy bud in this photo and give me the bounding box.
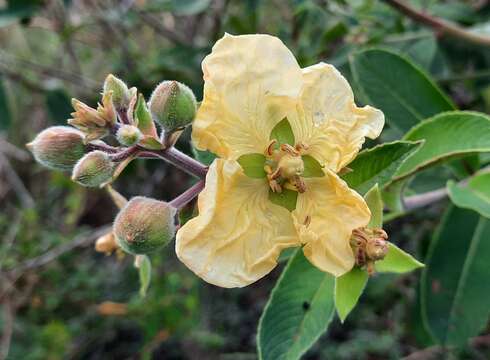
[27,126,86,171]
[116,124,142,146]
[72,150,114,187]
[103,74,131,111]
[149,81,197,132]
[114,196,176,255]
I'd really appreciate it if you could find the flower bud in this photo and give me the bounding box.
[116,124,142,146]
[103,74,131,110]
[27,126,86,171]
[72,150,114,187]
[95,232,118,254]
[149,81,197,132]
[114,196,176,255]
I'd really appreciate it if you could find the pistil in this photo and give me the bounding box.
[264,140,308,193]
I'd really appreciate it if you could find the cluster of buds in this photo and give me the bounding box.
[27,74,199,258]
[350,227,389,275]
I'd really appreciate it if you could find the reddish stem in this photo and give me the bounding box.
[169,180,205,210]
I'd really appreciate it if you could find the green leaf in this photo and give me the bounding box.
[341,140,422,195]
[138,255,152,298]
[395,111,490,180]
[382,180,406,213]
[405,35,437,70]
[257,250,335,360]
[269,189,298,212]
[270,118,295,146]
[447,172,490,218]
[135,94,158,138]
[334,267,368,323]
[421,206,490,346]
[364,184,383,228]
[302,155,324,178]
[0,76,11,130]
[192,146,216,166]
[375,243,424,273]
[350,48,455,134]
[138,136,163,150]
[237,153,267,178]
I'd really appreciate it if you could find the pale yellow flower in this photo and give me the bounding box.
[176,34,384,288]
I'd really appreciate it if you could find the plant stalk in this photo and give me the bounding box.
[169,180,205,210]
[382,0,490,47]
[149,147,208,179]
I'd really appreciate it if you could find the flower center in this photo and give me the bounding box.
[264,141,308,193]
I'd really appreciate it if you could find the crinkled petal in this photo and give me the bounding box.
[289,63,384,172]
[192,33,303,160]
[176,159,300,288]
[292,170,371,276]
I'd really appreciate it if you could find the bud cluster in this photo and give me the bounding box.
[27,74,200,282]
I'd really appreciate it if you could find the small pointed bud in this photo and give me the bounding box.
[114,196,176,255]
[72,150,114,187]
[116,124,142,146]
[149,80,197,132]
[103,74,131,110]
[28,126,86,171]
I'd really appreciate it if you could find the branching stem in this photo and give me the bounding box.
[88,141,208,178]
[382,0,490,47]
[403,165,490,211]
[147,147,208,179]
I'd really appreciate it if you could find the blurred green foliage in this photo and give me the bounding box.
[1,0,490,359]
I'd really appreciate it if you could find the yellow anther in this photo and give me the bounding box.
[292,175,306,193]
[266,139,277,156]
[269,179,282,193]
[280,143,299,156]
[295,142,309,153]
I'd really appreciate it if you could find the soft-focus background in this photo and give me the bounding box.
[1,0,489,359]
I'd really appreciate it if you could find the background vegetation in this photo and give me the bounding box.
[0,0,489,359]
